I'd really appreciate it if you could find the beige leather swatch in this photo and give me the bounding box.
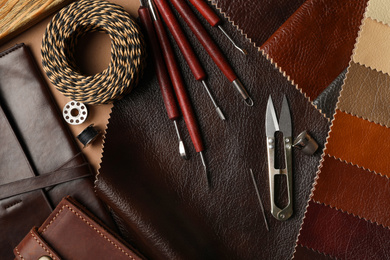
[338,62,390,127]
[366,0,390,25]
[353,17,390,74]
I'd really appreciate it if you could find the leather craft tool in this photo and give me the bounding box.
[148,0,209,175]
[153,0,226,121]
[265,95,293,221]
[188,0,247,56]
[249,169,269,231]
[167,0,253,106]
[139,0,188,159]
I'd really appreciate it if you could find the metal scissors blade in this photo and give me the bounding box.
[279,95,292,137]
[265,95,279,137]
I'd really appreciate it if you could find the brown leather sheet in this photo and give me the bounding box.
[313,155,390,228]
[297,201,390,260]
[261,0,368,100]
[326,110,390,177]
[96,3,330,258]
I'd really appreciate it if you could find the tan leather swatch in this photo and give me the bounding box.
[353,17,390,74]
[338,62,390,127]
[326,110,390,177]
[313,154,390,228]
[366,0,390,25]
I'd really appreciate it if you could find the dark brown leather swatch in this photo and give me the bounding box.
[297,201,390,260]
[314,155,390,228]
[96,5,330,258]
[212,0,306,47]
[294,245,335,260]
[261,0,368,100]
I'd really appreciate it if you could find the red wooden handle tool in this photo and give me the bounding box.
[151,4,204,153]
[169,0,236,82]
[188,0,220,27]
[153,0,206,81]
[154,0,226,119]
[138,6,180,120]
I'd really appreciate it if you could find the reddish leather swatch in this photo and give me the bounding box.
[261,0,368,100]
[297,201,390,260]
[294,245,335,260]
[313,155,390,228]
[326,110,390,177]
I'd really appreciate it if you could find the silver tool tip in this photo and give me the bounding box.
[245,97,254,107]
[216,107,226,121]
[179,140,188,160]
[199,151,208,174]
[218,25,247,56]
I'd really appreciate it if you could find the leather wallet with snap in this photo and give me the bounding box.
[14,196,144,260]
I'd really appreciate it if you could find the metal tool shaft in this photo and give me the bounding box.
[249,169,269,231]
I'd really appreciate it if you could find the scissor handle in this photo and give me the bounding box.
[266,136,293,221]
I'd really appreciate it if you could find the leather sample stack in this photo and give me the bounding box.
[95,0,329,258]
[294,0,390,258]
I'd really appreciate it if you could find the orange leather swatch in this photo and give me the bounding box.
[313,155,390,228]
[326,110,390,177]
[338,62,390,127]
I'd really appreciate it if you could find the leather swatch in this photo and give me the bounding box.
[353,18,390,75]
[297,201,390,260]
[294,245,335,260]
[338,62,390,127]
[326,110,390,177]
[212,0,305,47]
[313,69,347,120]
[366,0,390,25]
[95,4,330,258]
[313,155,390,228]
[261,0,368,100]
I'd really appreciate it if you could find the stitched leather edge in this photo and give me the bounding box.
[0,43,24,58]
[14,246,25,260]
[30,231,58,260]
[41,203,136,259]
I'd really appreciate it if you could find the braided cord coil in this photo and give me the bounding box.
[42,0,146,104]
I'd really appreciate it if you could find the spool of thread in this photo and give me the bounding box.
[77,124,100,147]
[41,0,146,105]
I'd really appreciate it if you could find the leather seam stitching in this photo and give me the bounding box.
[30,230,56,259]
[42,204,136,259]
[14,246,25,260]
[4,199,22,209]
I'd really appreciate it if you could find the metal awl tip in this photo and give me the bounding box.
[244,97,254,107]
[218,25,247,56]
[216,107,226,120]
[201,80,226,121]
[173,120,188,159]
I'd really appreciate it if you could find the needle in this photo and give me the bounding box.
[138,0,188,159]
[188,0,247,56]
[249,168,269,231]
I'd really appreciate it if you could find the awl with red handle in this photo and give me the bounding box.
[138,0,188,159]
[188,0,247,56]
[167,0,253,106]
[153,0,226,121]
[147,0,209,176]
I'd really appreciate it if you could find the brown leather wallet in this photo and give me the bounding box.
[0,43,115,259]
[14,196,144,260]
